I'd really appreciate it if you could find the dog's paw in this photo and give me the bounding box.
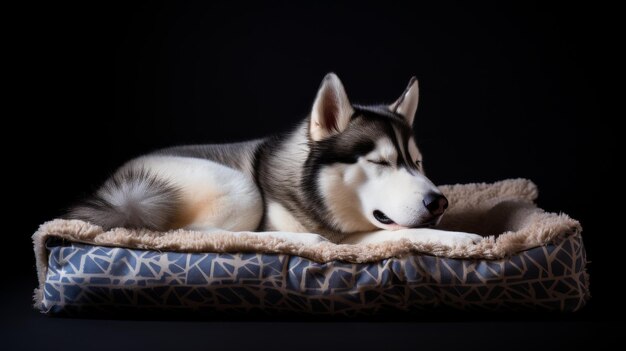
[434,231,483,246]
[291,233,328,245]
[391,229,483,247]
[353,228,483,246]
[260,232,328,245]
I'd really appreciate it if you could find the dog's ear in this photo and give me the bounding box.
[310,73,354,141]
[389,77,419,125]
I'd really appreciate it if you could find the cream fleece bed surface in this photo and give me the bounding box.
[33,179,590,315]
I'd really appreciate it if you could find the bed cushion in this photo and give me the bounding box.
[33,179,589,315]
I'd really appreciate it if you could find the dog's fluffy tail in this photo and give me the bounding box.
[67,168,181,231]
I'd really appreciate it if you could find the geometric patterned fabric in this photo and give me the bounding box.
[41,233,589,315]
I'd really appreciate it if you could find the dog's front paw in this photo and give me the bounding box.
[434,231,483,246]
[353,228,483,246]
[293,233,328,245]
[261,232,329,246]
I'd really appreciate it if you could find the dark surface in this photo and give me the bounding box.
[7,1,621,349]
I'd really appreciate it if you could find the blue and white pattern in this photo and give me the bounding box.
[41,233,589,315]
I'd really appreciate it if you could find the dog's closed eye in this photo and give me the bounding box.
[367,159,391,166]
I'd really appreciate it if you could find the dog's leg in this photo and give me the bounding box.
[69,155,264,232]
[343,228,483,246]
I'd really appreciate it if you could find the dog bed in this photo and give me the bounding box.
[33,179,589,316]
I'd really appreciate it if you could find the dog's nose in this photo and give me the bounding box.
[423,193,448,216]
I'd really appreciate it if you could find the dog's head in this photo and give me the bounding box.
[304,73,448,233]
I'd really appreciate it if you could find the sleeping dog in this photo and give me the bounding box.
[69,74,481,246]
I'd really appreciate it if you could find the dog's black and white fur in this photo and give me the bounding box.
[69,74,481,246]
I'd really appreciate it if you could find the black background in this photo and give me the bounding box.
[4,1,621,349]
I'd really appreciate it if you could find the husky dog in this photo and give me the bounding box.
[69,74,481,246]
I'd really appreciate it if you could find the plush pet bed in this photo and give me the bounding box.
[33,179,589,316]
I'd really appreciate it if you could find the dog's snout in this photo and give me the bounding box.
[423,193,448,216]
